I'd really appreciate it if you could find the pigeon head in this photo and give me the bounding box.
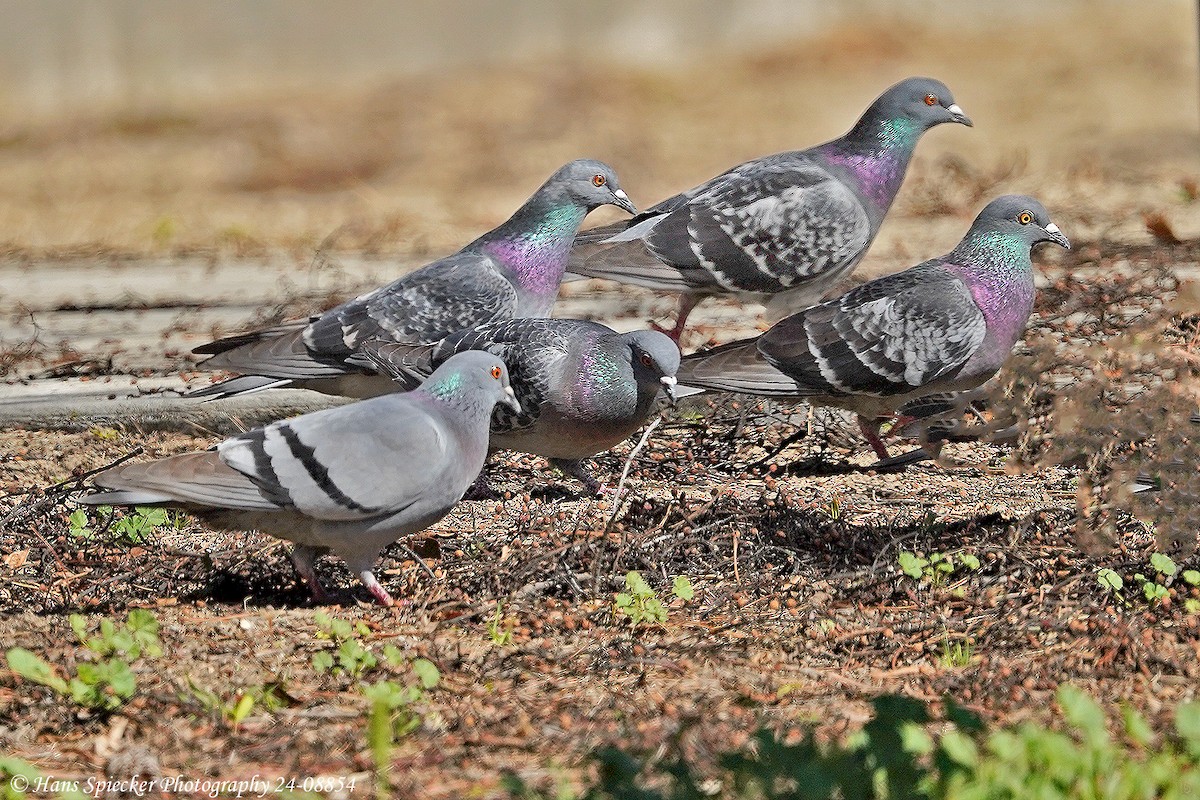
[869,77,972,132]
[547,159,637,215]
[971,195,1071,252]
[421,351,520,414]
[621,330,682,405]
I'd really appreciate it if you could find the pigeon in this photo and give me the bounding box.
[567,77,972,340]
[189,159,636,400]
[356,318,681,492]
[81,351,520,606]
[674,195,1070,459]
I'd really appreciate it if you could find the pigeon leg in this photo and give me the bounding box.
[358,570,396,607]
[857,415,892,460]
[651,293,700,343]
[550,458,603,496]
[289,544,330,604]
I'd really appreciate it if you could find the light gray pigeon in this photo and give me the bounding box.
[674,195,1070,459]
[356,318,681,493]
[81,351,520,606]
[189,159,636,400]
[567,77,971,340]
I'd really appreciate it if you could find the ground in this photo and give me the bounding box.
[2,5,1200,798]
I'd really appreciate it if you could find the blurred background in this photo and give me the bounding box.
[0,0,1197,368]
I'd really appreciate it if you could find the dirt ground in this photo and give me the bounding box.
[2,4,1200,799]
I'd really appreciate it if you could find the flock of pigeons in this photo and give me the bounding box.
[80,77,1070,605]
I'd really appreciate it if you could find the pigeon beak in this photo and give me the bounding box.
[610,188,638,216]
[502,385,522,414]
[660,375,678,406]
[1043,222,1071,249]
[946,103,973,127]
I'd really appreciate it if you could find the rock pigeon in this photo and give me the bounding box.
[356,318,681,492]
[567,77,972,340]
[674,195,1070,459]
[189,159,636,400]
[81,351,520,606]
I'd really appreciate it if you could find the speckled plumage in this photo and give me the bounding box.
[675,195,1070,458]
[359,318,681,491]
[82,352,521,605]
[189,159,635,400]
[567,77,971,338]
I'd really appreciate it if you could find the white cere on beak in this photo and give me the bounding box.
[947,103,965,117]
[614,189,630,201]
[1045,222,1061,235]
[504,386,516,401]
[660,375,677,387]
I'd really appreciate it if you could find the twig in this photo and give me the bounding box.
[605,416,662,532]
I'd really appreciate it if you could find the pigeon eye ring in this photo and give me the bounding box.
[490,365,503,380]
[1018,212,1032,225]
[639,353,654,368]
[591,174,606,187]
[924,93,937,106]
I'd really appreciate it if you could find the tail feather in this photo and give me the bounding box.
[677,339,807,397]
[87,452,278,510]
[568,215,692,291]
[194,324,349,381]
[186,375,294,401]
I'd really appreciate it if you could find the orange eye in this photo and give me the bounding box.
[490,365,503,379]
[924,94,938,106]
[1018,211,1033,225]
[592,174,606,187]
[639,353,654,368]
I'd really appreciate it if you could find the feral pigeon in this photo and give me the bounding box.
[567,77,972,340]
[190,159,636,399]
[357,318,680,492]
[81,351,520,606]
[674,195,1070,459]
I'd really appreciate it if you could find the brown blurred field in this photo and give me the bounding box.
[0,3,1195,267]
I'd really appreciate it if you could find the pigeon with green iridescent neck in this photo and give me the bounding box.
[83,352,520,606]
[358,319,680,492]
[189,159,636,400]
[675,195,1070,459]
[567,77,971,340]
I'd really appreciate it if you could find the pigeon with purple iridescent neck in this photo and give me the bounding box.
[189,159,636,400]
[357,318,680,493]
[675,195,1070,459]
[82,351,521,606]
[567,77,971,341]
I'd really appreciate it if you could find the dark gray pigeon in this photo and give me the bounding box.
[675,195,1070,459]
[567,77,971,340]
[82,351,520,606]
[357,318,681,492]
[190,159,635,400]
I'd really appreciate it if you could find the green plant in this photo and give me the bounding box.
[186,677,294,727]
[502,687,1200,799]
[940,635,974,669]
[614,571,666,627]
[69,505,172,544]
[364,659,440,799]
[5,610,161,712]
[487,601,514,647]
[899,550,981,588]
[311,611,378,677]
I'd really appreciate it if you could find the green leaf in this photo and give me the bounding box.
[1097,568,1124,593]
[939,729,979,767]
[411,658,440,690]
[1150,552,1178,577]
[311,651,334,674]
[624,571,652,598]
[5,647,68,693]
[1184,570,1200,586]
[1058,685,1108,748]
[672,575,695,601]
[614,593,633,609]
[230,693,256,725]
[1176,701,1200,757]
[1121,703,1153,748]
[959,553,981,571]
[899,552,928,580]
